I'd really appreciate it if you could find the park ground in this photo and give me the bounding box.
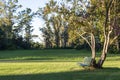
[0,49,120,80]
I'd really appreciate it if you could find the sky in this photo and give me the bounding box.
[18,0,49,42]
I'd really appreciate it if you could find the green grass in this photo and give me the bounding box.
[0,49,91,61]
[0,49,120,80]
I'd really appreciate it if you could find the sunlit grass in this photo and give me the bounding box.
[0,62,81,76]
[0,61,120,80]
[103,61,120,68]
[0,61,119,76]
[0,49,120,80]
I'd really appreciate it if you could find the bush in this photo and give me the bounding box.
[109,45,119,54]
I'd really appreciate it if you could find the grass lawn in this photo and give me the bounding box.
[0,49,120,80]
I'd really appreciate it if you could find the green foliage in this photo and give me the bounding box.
[109,45,120,54]
[38,0,70,48]
[0,0,37,50]
[31,42,44,49]
[16,8,34,43]
[37,0,120,54]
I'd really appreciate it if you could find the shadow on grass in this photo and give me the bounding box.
[0,67,120,80]
[0,49,90,61]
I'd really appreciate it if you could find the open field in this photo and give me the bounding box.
[0,49,120,80]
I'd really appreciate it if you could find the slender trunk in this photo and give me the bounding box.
[91,33,96,59]
[91,47,97,68]
[98,28,112,67]
[55,31,60,48]
[97,36,107,68]
[97,0,113,68]
[78,32,97,68]
[116,39,119,51]
[97,21,112,68]
[90,33,97,68]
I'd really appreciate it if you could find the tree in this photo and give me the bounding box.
[40,24,54,48]
[0,0,35,49]
[58,2,69,48]
[21,8,34,42]
[66,0,120,68]
[14,8,35,49]
[66,0,98,67]
[109,0,120,53]
[38,0,70,48]
[97,0,120,68]
[0,0,22,49]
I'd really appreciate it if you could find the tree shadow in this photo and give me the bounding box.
[0,67,120,80]
[0,49,90,61]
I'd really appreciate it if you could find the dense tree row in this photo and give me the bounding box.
[0,0,120,57]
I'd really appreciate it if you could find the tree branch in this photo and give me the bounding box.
[110,36,118,45]
[76,32,92,49]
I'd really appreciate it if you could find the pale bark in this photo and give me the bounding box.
[116,39,120,51]
[78,32,96,59]
[97,0,113,68]
[77,32,97,67]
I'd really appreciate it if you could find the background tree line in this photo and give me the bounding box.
[0,0,120,54]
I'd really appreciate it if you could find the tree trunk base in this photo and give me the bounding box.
[90,58,105,69]
[90,58,97,68]
[97,59,104,69]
